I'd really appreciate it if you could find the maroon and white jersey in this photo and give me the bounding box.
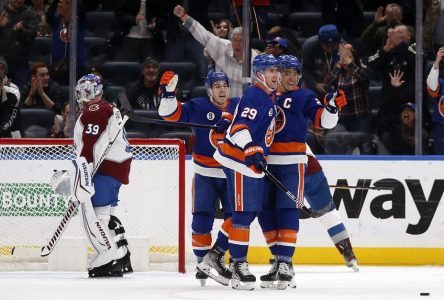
[74,101,132,184]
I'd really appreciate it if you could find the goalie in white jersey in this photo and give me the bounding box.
[72,74,132,277]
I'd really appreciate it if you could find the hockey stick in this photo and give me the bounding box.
[329,185,394,191]
[40,115,129,257]
[127,109,216,129]
[258,162,314,217]
[116,90,216,129]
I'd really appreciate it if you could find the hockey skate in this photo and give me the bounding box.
[88,259,123,278]
[260,258,278,288]
[231,261,256,290]
[336,238,359,272]
[196,248,232,286]
[276,262,294,290]
[261,258,296,289]
[195,268,209,287]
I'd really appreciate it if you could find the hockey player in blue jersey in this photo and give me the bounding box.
[158,71,240,286]
[198,53,279,290]
[257,54,346,289]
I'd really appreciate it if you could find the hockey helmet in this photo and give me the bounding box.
[205,71,230,101]
[277,55,301,73]
[252,53,279,75]
[75,74,103,104]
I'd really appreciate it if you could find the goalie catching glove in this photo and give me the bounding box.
[158,71,178,99]
[323,89,347,113]
[244,142,267,174]
[50,156,94,202]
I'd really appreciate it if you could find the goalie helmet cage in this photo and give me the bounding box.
[0,138,186,273]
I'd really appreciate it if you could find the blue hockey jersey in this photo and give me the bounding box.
[214,84,277,178]
[268,88,325,165]
[160,96,240,178]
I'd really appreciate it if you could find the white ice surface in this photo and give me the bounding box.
[0,265,443,300]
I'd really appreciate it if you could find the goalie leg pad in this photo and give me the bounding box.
[81,202,126,269]
[108,214,132,273]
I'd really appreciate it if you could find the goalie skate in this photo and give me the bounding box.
[88,259,123,278]
[231,261,256,290]
[196,249,232,286]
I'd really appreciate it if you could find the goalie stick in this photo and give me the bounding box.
[116,90,216,130]
[40,115,129,257]
[258,162,314,217]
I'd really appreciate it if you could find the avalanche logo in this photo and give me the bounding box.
[275,106,285,134]
[207,112,215,121]
[209,129,224,149]
[439,95,444,117]
[89,104,99,111]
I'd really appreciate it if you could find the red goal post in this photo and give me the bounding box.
[0,138,186,273]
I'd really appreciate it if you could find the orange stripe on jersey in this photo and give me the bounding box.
[297,163,305,202]
[229,227,250,243]
[313,107,324,129]
[277,229,298,244]
[192,233,212,248]
[219,142,245,162]
[270,142,306,153]
[220,218,232,237]
[230,124,248,135]
[263,230,278,245]
[193,154,222,167]
[235,171,243,211]
[163,102,182,122]
[427,85,440,98]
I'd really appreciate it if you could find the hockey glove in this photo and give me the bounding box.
[244,142,266,174]
[158,71,178,99]
[323,89,347,113]
[214,112,233,133]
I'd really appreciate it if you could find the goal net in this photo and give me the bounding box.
[0,138,187,272]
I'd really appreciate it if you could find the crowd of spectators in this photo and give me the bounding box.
[0,0,442,155]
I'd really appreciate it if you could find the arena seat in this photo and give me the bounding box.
[252,38,266,52]
[20,108,55,138]
[286,12,322,38]
[189,86,208,99]
[85,11,117,39]
[100,61,141,90]
[30,37,52,64]
[85,37,113,68]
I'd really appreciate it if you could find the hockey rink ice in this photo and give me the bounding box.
[0,265,443,300]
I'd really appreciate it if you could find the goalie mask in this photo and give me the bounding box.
[75,74,103,104]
